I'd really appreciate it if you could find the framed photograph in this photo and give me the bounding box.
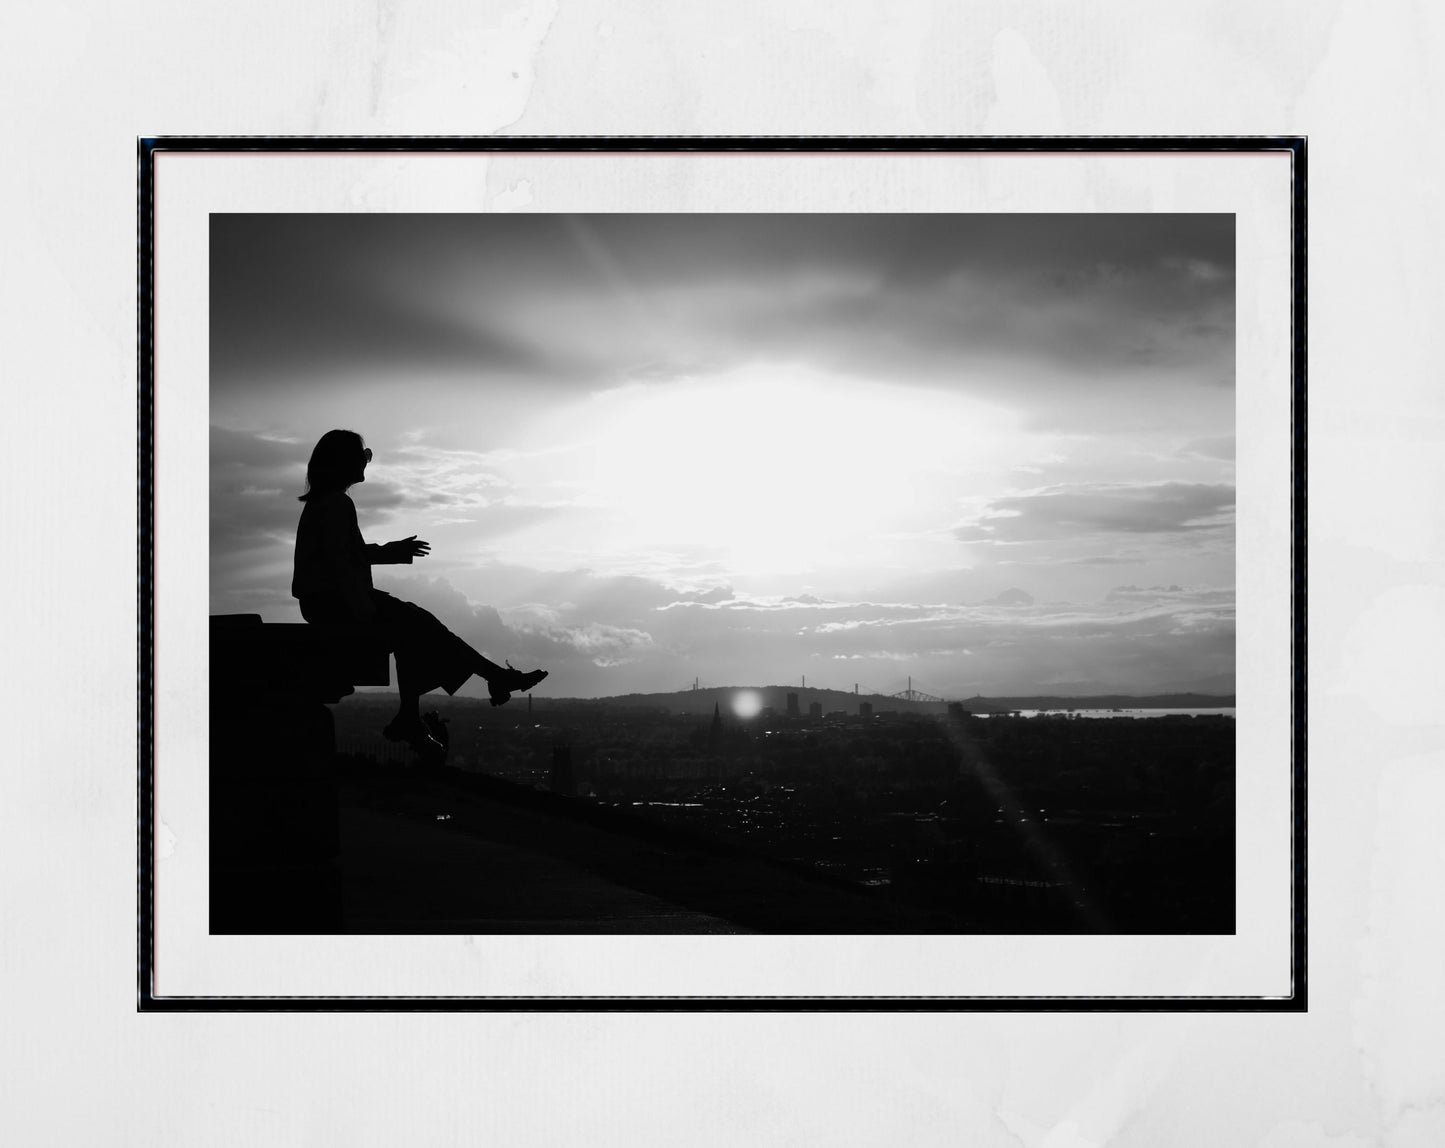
[140,136,1304,1009]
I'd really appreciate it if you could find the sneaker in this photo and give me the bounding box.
[382,715,446,761]
[422,711,450,748]
[503,662,549,694]
[488,663,547,707]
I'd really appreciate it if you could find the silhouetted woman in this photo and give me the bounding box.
[292,429,547,759]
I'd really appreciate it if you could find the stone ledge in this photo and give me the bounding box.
[210,613,390,703]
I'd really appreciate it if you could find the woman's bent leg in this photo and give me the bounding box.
[372,591,547,707]
[373,593,477,697]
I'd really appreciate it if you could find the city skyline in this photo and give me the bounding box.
[211,213,1234,699]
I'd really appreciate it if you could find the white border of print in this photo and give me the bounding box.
[152,146,1292,1000]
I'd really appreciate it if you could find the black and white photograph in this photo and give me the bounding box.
[208,209,1241,939]
[12,0,1445,1140]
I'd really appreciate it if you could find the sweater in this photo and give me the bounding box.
[290,490,411,622]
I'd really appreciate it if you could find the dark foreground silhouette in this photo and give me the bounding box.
[292,429,546,759]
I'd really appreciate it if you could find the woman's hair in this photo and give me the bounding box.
[299,429,367,502]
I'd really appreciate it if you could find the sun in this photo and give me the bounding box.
[500,363,1026,580]
[731,689,763,719]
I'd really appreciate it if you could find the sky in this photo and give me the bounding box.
[210,213,1235,699]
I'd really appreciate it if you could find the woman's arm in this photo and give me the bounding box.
[365,535,432,565]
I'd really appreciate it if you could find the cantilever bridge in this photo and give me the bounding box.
[887,676,946,703]
[888,685,945,703]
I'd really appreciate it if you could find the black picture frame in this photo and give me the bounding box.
[139,135,1306,1012]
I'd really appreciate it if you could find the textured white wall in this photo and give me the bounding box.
[3,1,1442,1144]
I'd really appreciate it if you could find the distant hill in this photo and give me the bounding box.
[534,685,1235,715]
[543,685,911,715]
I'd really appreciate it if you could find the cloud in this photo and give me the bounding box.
[210,420,1237,697]
[212,214,1235,431]
[789,589,1235,695]
[1179,436,1236,461]
[209,427,308,611]
[210,216,589,391]
[532,622,655,666]
[365,572,673,689]
[559,246,1232,425]
[1103,584,1232,605]
[1163,256,1227,283]
[681,586,736,605]
[998,555,1143,567]
[382,562,1236,696]
[954,482,1235,543]
[380,442,514,510]
[209,426,423,611]
[208,213,1236,696]
[214,519,1235,696]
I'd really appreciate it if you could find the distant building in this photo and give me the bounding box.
[859,702,873,718]
[809,701,823,720]
[786,692,799,718]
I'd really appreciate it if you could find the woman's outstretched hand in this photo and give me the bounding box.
[383,535,431,562]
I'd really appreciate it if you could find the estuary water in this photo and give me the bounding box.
[1000,708,1236,719]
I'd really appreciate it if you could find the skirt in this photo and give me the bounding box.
[299,589,477,697]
